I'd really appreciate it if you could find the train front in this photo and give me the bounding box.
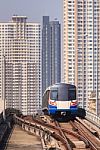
[48,83,78,118]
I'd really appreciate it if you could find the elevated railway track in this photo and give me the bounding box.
[5,124,42,150]
[0,112,100,150]
[16,115,100,150]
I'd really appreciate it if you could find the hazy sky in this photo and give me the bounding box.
[0,0,62,23]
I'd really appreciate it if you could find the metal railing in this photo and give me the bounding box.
[86,111,100,128]
[14,115,60,150]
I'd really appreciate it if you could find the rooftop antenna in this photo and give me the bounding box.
[54,18,58,21]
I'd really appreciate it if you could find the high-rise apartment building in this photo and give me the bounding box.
[42,16,61,94]
[0,16,41,115]
[63,0,100,115]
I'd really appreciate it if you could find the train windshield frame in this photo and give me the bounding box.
[50,85,76,101]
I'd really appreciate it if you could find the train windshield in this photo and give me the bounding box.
[50,90,58,100]
[68,88,76,100]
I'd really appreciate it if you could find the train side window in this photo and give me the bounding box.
[43,91,49,101]
[42,90,50,107]
[46,90,49,100]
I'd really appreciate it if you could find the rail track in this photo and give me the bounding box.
[55,121,89,150]
[0,114,99,150]
[17,115,100,150]
[71,118,100,150]
[1,109,99,149]
[77,117,100,138]
[39,115,100,150]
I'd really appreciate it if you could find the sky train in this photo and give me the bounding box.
[42,83,86,119]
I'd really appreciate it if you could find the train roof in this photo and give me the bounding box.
[43,83,76,94]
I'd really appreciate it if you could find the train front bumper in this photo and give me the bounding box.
[48,105,78,115]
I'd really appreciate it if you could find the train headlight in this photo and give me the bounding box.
[49,100,57,106]
[70,100,78,106]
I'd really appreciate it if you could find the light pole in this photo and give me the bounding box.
[2,55,6,121]
[96,34,98,116]
[85,35,88,111]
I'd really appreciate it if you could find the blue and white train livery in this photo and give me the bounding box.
[42,83,86,119]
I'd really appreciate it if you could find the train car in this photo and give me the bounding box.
[42,83,86,119]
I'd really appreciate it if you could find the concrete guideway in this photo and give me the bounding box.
[6,125,42,150]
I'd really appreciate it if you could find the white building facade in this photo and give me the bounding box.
[0,16,41,115]
[63,0,100,115]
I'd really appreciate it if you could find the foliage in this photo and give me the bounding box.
[5,108,22,117]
